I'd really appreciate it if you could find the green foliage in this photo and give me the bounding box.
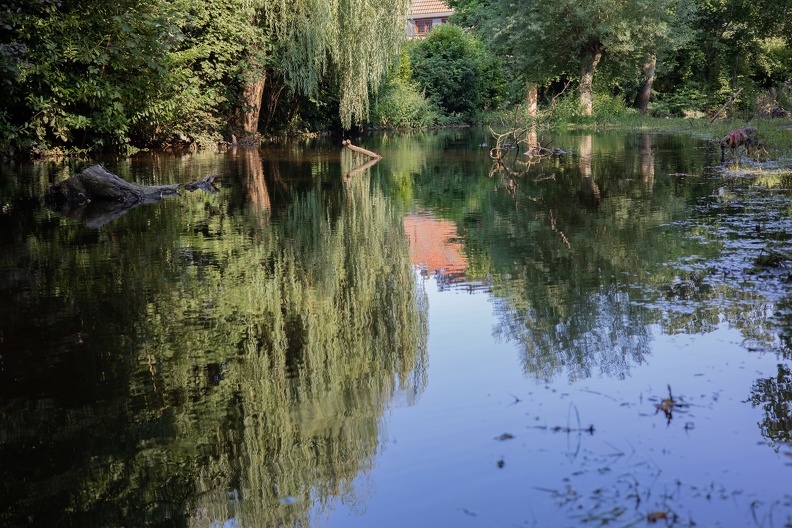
[264,0,411,130]
[778,84,792,114]
[369,77,442,128]
[593,93,636,119]
[542,92,582,124]
[1,0,791,148]
[653,85,708,117]
[0,0,268,152]
[657,0,790,112]
[408,24,502,120]
[130,0,266,145]
[1,1,178,150]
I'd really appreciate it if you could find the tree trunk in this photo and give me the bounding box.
[44,165,179,227]
[525,82,538,117]
[633,54,656,115]
[240,78,266,135]
[579,44,603,117]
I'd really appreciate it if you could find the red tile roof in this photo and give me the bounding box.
[408,0,454,17]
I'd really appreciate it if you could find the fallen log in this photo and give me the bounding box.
[342,139,381,159]
[44,164,217,227]
[184,173,220,194]
[46,164,180,206]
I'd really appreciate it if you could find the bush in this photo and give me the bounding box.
[548,92,585,123]
[369,78,441,128]
[778,83,792,114]
[408,24,503,121]
[593,93,635,118]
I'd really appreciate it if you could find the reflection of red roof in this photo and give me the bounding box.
[408,0,453,17]
[403,213,467,274]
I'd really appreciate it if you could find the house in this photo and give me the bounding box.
[407,0,454,39]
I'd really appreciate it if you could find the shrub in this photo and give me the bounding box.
[592,93,639,121]
[408,24,503,121]
[369,78,441,128]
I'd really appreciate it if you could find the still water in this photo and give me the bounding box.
[2,128,792,527]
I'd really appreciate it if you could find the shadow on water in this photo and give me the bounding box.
[2,128,792,526]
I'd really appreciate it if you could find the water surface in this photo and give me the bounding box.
[1,128,791,527]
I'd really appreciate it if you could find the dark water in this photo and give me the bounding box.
[2,129,792,527]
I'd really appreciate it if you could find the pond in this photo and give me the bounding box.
[1,128,792,527]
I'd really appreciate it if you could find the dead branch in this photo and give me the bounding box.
[552,80,572,109]
[709,88,743,123]
[44,164,218,227]
[184,173,220,194]
[342,139,381,159]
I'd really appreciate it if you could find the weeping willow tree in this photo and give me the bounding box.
[240,0,410,133]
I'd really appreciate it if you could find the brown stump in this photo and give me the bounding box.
[44,164,217,227]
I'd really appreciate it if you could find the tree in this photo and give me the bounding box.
[0,0,268,150]
[478,0,692,116]
[0,0,409,151]
[244,0,411,132]
[663,0,792,112]
[0,0,179,149]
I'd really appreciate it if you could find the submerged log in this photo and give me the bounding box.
[184,173,220,194]
[44,164,217,227]
[46,164,180,206]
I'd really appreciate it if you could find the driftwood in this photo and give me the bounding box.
[342,140,381,179]
[46,164,180,205]
[342,140,381,159]
[184,173,220,194]
[45,164,218,227]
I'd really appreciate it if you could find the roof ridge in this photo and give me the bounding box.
[408,0,454,16]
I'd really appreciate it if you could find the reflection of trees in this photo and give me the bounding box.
[0,152,427,526]
[238,146,271,216]
[577,134,601,208]
[493,286,651,380]
[410,130,768,381]
[749,363,792,448]
[471,133,690,380]
[640,133,655,189]
[181,173,426,527]
[748,295,792,449]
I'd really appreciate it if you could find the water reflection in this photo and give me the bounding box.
[0,148,427,527]
[577,134,601,207]
[3,128,792,526]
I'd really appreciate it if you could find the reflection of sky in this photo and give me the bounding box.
[322,275,790,527]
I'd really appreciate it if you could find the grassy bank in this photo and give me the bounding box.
[478,106,792,164]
